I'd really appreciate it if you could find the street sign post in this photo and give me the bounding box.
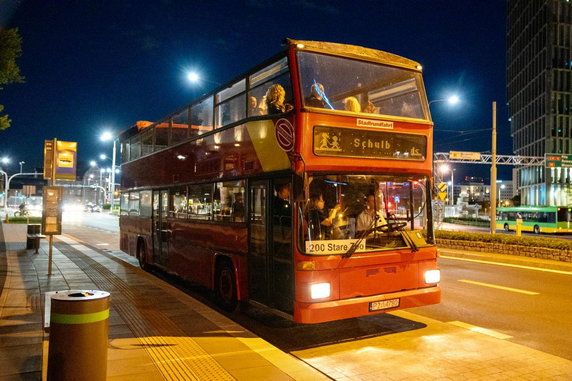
[545,154,572,168]
[42,186,63,276]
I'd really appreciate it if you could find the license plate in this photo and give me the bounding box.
[369,298,400,311]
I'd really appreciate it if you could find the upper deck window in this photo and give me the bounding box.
[297,51,429,120]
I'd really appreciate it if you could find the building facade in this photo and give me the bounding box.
[507,0,572,205]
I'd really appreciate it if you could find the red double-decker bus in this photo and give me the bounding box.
[119,39,440,323]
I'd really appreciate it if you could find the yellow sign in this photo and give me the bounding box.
[43,140,55,180]
[450,151,481,160]
[42,186,63,235]
[56,141,77,180]
[437,182,447,192]
[438,192,447,200]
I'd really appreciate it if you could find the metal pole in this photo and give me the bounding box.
[48,138,57,276]
[490,102,497,235]
[110,140,116,208]
[99,168,103,205]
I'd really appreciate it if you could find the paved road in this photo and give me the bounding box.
[62,213,572,361]
[409,250,572,360]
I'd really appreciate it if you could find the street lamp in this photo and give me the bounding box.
[429,95,461,106]
[100,131,117,208]
[18,161,25,173]
[498,184,506,208]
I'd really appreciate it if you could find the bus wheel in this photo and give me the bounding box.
[137,239,150,271]
[215,260,237,312]
[534,225,540,234]
[504,223,510,231]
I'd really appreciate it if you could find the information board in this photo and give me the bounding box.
[42,186,63,235]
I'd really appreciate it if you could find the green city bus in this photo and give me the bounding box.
[497,206,572,234]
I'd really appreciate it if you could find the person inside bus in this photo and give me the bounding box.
[273,183,291,225]
[362,100,376,114]
[266,84,293,114]
[305,82,327,108]
[308,193,341,240]
[232,193,245,222]
[344,96,361,113]
[356,194,387,236]
[248,96,259,116]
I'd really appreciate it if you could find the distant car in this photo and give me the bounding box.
[84,204,101,213]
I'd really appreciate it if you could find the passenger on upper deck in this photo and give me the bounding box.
[305,82,327,108]
[362,100,376,114]
[266,84,293,114]
[344,97,361,113]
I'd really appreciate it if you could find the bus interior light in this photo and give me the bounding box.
[310,283,331,299]
[424,270,440,284]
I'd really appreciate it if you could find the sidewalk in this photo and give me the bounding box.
[0,223,328,381]
[2,222,572,380]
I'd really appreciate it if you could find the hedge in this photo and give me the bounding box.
[435,230,572,251]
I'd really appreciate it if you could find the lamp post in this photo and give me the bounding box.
[428,94,460,106]
[100,131,117,208]
[490,102,497,234]
[498,184,506,208]
[18,161,25,173]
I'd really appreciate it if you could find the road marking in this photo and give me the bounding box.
[96,243,110,246]
[458,279,539,295]
[440,254,572,275]
[448,321,513,339]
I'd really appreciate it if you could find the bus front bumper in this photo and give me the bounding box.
[293,286,441,324]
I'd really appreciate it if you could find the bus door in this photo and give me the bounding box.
[248,178,293,314]
[152,189,169,266]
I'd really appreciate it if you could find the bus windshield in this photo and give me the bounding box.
[299,174,430,255]
[298,51,429,120]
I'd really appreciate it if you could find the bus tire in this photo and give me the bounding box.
[504,223,510,231]
[137,238,150,271]
[533,225,540,234]
[215,258,237,312]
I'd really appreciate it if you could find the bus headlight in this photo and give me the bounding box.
[310,283,331,299]
[424,270,440,284]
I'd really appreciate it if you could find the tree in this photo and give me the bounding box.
[0,28,25,130]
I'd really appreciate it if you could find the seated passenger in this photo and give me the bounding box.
[248,96,258,116]
[362,101,376,113]
[305,82,327,108]
[266,84,293,114]
[344,97,361,113]
[308,193,341,240]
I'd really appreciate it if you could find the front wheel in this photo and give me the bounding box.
[215,260,237,312]
[504,223,510,232]
[533,225,540,234]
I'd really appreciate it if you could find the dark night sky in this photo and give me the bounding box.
[0,0,511,180]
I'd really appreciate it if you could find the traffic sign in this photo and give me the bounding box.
[450,151,481,160]
[438,192,447,200]
[545,154,572,168]
[275,118,295,152]
[437,182,447,192]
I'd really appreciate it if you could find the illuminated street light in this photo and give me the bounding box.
[187,71,200,83]
[89,160,97,167]
[1,157,9,165]
[99,130,117,209]
[429,95,461,106]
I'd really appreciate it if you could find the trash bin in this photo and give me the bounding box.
[47,290,110,381]
[26,224,41,249]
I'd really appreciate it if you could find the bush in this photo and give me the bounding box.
[435,230,572,250]
[4,216,42,224]
[102,203,111,210]
[443,217,489,226]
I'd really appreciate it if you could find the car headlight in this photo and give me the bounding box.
[424,269,440,284]
[310,282,331,299]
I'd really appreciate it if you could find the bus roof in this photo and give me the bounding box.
[286,38,423,72]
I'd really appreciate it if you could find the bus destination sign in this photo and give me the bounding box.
[313,126,426,160]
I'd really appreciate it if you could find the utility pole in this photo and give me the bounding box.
[490,102,497,234]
